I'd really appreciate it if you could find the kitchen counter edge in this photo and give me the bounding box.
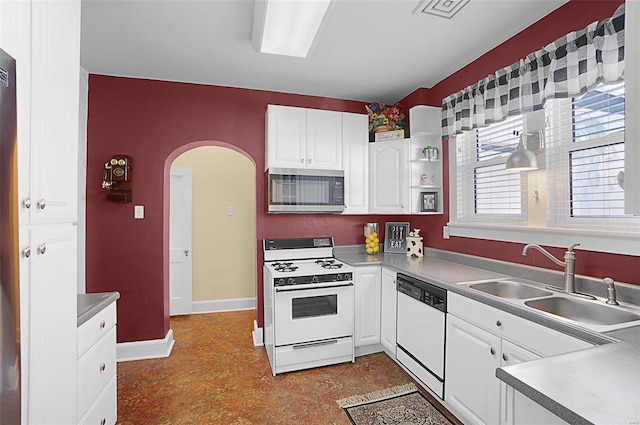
[77,292,120,327]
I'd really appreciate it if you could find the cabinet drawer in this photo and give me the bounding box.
[448,292,592,356]
[78,327,116,419]
[78,302,116,357]
[78,375,117,425]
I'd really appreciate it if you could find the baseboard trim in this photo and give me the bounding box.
[355,343,384,357]
[191,297,255,314]
[117,329,175,362]
[252,321,264,347]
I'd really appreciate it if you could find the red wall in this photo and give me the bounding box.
[86,0,637,344]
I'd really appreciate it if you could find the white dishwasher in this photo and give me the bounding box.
[396,273,447,399]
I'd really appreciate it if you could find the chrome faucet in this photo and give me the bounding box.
[522,243,580,293]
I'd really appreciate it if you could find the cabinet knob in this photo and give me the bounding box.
[300,159,305,163]
[22,246,31,258]
[503,353,508,362]
[37,198,46,210]
[308,158,313,163]
[496,320,502,327]
[37,243,46,255]
[23,197,32,209]
[490,347,496,355]
[401,203,405,208]
[100,418,106,425]
[100,363,106,373]
[100,320,106,330]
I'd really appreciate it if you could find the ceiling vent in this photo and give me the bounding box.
[414,0,471,19]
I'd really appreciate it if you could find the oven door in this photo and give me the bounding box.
[274,284,354,346]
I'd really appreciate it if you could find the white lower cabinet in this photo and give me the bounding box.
[77,301,117,425]
[445,292,593,425]
[380,267,397,357]
[354,266,382,348]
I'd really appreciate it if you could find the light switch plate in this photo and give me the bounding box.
[227,207,233,216]
[443,226,450,239]
[134,205,144,219]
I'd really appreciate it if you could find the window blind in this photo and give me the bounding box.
[455,115,526,222]
[546,82,633,226]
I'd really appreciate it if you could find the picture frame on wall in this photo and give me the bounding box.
[420,192,438,212]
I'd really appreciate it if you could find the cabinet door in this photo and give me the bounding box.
[306,109,342,170]
[342,113,368,214]
[369,139,409,214]
[354,266,381,347]
[28,0,80,224]
[266,105,306,169]
[500,340,541,425]
[25,225,78,425]
[445,314,501,425]
[380,267,397,356]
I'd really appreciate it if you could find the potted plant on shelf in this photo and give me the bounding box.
[422,146,439,161]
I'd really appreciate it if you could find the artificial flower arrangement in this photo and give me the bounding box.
[365,102,406,133]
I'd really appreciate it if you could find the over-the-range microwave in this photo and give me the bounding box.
[266,168,345,213]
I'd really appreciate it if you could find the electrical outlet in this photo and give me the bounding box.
[227,207,233,216]
[134,205,144,219]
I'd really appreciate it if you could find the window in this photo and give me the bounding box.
[547,82,634,229]
[455,115,527,222]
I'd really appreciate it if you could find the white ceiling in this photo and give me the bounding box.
[81,0,568,104]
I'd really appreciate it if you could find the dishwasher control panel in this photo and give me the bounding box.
[397,273,447,312]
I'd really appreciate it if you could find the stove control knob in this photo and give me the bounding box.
[344,273,351,281]
[311,276,319,283]
[287,278,295,285]
[277,278,285,286]
[336,274,343,281]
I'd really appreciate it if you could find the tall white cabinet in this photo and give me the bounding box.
[342,113,369,214]
[1,0,81,422]
[409,106,443,214]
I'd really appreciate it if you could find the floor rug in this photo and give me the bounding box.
[336,383,453,425]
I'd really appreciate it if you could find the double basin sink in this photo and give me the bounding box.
[465,279,640,330]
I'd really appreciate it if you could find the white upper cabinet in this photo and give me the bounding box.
[342,112,368,214]
[306,109,342,170]
[369,139,410,214]
[24,0,80,224]
[266,105,342,170]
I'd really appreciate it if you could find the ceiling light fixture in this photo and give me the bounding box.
[506,130,544,171]
[252,0,333,58]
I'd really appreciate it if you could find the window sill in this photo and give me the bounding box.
[447,222,640,256]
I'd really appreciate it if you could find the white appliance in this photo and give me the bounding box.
[263,237,354,375]
[396,273,447,399]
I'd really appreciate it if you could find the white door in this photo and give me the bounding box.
[170,167,192,315]
[306,109,343,170]
[369,140,409,213]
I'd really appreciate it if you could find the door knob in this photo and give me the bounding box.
[184,249,190,257]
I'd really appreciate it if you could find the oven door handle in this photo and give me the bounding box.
[292,339,338,349]
[275,283,353,292]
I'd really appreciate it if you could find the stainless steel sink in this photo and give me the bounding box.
[525,297,640,326]
[469,280,553,299]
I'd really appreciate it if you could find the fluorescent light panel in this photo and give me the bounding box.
[259,0,332,58]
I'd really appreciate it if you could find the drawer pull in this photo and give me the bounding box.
[101,418,106,425]
[100,320,106,329]
[496,320,502,327]
[503,353,508,362]
[100,363,106,373]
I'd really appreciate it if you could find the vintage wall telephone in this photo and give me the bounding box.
[102,154,133,203]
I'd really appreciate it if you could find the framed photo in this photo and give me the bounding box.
[384,222,410,253]
[420,192,438,212]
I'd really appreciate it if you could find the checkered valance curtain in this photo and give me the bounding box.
[441,3,625,141]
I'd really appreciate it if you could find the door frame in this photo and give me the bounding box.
[162,141,257,321]
[169,166,193,316]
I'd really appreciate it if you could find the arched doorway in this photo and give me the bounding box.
[163,142,257,320]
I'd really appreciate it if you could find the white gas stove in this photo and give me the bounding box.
[263,237,355,375]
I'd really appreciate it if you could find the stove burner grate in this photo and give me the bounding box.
[272,262,299,273]
[315,259,343,269]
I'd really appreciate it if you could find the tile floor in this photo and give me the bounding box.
[115,310,461,425]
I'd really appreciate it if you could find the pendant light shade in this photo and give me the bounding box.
[506,131,543,171]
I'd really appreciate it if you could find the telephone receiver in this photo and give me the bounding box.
[102,155,133,203]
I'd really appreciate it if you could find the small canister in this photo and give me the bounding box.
[364,223,380,255]
[406,228,423,258]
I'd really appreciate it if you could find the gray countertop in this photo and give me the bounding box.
[77,292,120,327]
[334,245,640,425]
